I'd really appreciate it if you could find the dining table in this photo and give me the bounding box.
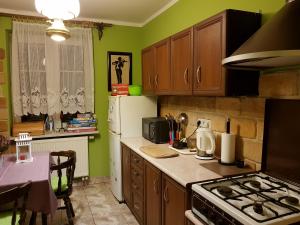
[0,152,58,225]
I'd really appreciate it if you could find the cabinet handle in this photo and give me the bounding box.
[163,186,169,203]
[133,158,140,163]
[196,66,201,84]
[148,75,152,88]
[184,68,188,85]
[153,178,159,194]
[155,74,158,87]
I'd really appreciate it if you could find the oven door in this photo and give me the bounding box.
[191,191,242,225]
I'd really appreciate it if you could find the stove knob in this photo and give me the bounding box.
[207,211,214,219]
[215,218,224,225]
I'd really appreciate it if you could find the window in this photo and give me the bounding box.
[11,21,94,117]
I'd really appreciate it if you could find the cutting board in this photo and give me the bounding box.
[140,145,179,158]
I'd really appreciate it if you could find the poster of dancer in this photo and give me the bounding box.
[107,51,132,91]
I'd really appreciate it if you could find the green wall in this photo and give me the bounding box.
[141,0,285,48]
[90,26,142,176]
[0,17,12,132]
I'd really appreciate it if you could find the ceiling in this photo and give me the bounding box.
[0,0,178,27]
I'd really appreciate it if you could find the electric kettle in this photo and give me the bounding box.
[196,123,216,160]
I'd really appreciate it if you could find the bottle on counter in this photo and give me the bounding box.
[48,116,54,132]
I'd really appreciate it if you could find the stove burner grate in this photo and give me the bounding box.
[279,196,299,206]
[200,173,300,223]
[216,186,233,197]
[249,180,261,189]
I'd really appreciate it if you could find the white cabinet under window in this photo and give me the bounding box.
[31,136,89,178]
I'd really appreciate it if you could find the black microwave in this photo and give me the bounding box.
[142,117,169,144]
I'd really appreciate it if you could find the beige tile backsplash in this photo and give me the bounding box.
[159,69,300,170]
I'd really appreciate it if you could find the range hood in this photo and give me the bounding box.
[222,0,300,70]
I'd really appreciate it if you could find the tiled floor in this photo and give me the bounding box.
[30,178,139,225]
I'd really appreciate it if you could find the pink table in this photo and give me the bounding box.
[0,152,57,216]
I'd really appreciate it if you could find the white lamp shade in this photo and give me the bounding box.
[46,19,70,42]
[35,0,80,20]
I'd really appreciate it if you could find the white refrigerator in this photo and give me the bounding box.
[108,96,157,201]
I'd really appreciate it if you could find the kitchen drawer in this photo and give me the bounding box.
[132,179,144,197]
[131,151,144,169]
[131,165,144,185]
[132,191,144,224]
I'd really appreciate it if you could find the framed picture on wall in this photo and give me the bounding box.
[107,51,132,91]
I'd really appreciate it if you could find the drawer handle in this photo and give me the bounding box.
[133,171,139,176]
[184,67,188,85]
[134,203,140,210]
[133,184,139,190]
[155,74,158,87]
[133,158,140,163]
[163,186,169,203]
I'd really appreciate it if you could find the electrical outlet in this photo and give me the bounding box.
[197,119,211,129]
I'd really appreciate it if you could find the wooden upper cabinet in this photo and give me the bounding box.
[153,39,171,95]
[145,161,162,225]
[141,9,261,97]
[193,10,261,96]
[193,17,224,95]
[171,28,193,95]
[142,47,155,94]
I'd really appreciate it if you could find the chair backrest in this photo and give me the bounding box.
[0,181,31,225]
[50,150,76,196]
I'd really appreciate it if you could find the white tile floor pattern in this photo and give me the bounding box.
[28,178,139,225]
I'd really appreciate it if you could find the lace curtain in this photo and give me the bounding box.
[11,22,94,116]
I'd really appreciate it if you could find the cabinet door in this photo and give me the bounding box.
[162,174,186,225]
[193,16,225,96]
[145,161,161,225]
[142,47,155,94]
[171,28,193,95]
[121,144,131,206]
[154,39,171,95]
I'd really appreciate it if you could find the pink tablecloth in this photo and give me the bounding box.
[0,152,57,216]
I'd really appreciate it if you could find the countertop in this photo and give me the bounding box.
[10,130,99,140]
[121,137,222,187]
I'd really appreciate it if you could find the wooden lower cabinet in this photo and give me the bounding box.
[131,152,145,225]
[121,144,131,207]
[162,174,186,225]
[145,161,162,225]
[187,220,195,225]
[122,145,187,225]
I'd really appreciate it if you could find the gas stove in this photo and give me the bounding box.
[191,99,300,225]
[192,173,300,225]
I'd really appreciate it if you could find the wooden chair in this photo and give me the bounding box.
[0,181,32,225]
[50,150,76,225]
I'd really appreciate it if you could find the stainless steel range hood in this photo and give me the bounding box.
[222,0,300,70]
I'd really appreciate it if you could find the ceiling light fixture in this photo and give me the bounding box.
[35,0,80,41]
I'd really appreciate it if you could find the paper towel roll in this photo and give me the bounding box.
[221,133,236,164]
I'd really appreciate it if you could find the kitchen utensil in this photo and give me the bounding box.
[177,113,188,139]
[195,121,215,160]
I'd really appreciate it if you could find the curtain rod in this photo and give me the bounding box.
[0,12,112,40]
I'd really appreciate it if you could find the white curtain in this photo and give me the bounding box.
[11,21,94,116]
